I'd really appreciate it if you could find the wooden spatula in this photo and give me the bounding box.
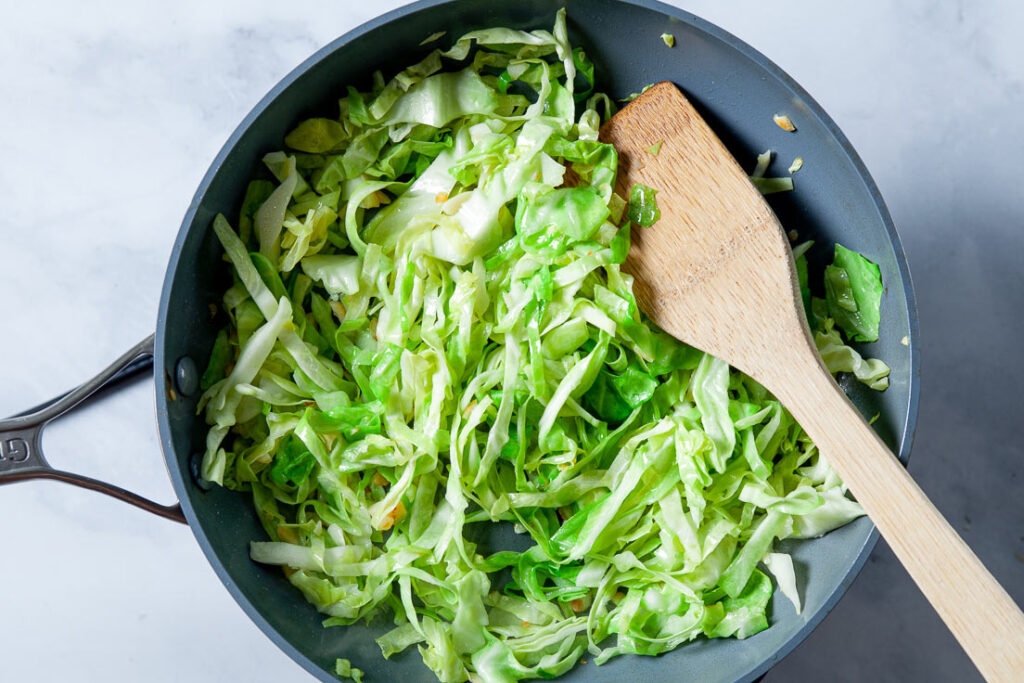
[601,81,1024,681]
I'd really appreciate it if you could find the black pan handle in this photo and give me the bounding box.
[0,335,186,523]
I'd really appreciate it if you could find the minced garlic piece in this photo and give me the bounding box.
[379,501,406,530]
[774,113,797,132]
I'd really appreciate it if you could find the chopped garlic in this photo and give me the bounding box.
[378,501,406,530]
[788,157,804,173]
[360,190,391,209]
[774,113,797,132]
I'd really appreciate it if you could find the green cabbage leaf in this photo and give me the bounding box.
[198,10,891,682]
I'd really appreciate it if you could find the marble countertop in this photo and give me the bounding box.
[2,1,1021,681]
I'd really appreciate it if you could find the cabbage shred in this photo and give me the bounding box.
[199,10,889,681]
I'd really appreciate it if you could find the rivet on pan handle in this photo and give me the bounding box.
[0,335,186,524]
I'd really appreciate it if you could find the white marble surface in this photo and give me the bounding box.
[1,1,1022,681]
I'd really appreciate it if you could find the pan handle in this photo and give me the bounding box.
[0,335,186,523]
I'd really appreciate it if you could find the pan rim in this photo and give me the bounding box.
[155,1,921,681]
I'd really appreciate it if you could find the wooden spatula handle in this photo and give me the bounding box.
[767,353,1024,682]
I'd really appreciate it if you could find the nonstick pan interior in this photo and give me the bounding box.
[155,1,919,680]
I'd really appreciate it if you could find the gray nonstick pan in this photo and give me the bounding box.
[0,1,918,680]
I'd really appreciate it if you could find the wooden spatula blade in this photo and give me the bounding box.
[599,81,804,381]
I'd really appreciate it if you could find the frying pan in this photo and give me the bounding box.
[0,0,919,680]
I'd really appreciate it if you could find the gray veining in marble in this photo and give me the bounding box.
[1,1,1021,681]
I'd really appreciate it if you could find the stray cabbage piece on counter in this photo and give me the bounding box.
[198,9,890,683]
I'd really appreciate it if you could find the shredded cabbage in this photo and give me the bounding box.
[199,10,891,681]
[749,149,795,195]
